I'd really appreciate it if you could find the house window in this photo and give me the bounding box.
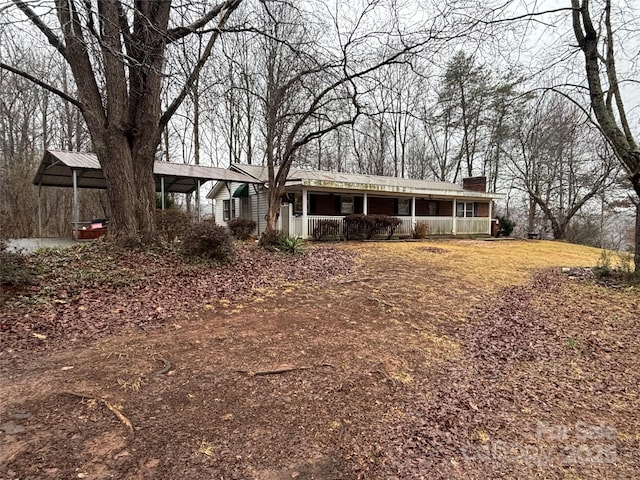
[223,199,236,221]
[293,193,303,214]
[397,198,411,216]
[428,201,438,216]
[340,196,354,214]
[456,201,476,218]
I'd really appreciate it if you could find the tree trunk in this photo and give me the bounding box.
[551,220,566,241]
[96,140,137,245]
[634,180,640,274]
[133,154,157,245]
[265,186,283,233]
[94,133,157,246]
[527,196,536,233]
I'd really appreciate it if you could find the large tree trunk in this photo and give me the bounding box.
[265,178,289,232]
[265,186,283,233]
[94,134,157,246]
[634,180,640,274]
[133,153,158,245]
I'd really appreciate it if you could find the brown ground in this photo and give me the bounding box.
[1,240,639,479]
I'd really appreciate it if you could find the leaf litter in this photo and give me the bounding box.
[0,240,638,479]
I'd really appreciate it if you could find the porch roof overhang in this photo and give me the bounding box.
[235,164,503,200]
[33,150,258,194]
[285,179,503,200]
[206,163,504,200]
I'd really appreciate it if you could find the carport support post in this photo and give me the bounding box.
[160,177,165,210]
[72,169,79,240]
[37,181,42,238]
[196,180,201,222]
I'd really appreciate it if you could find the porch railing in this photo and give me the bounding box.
[414,217,453,235]
[306,215,343,238]
[455,217,491,235]
[288,215,490,238]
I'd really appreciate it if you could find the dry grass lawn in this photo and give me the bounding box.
[1,239,637,480]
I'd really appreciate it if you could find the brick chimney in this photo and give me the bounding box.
[463,176,487,192]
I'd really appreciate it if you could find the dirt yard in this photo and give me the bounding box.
[1,240,638,479]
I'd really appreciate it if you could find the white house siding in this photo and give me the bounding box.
[249,186,269,235]
[212,181,242,228]
[212,182,269,236]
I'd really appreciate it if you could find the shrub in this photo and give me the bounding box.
[312,219,341,241]
[344,214,402,240]
[616,251,634,275]
[181,220,234,263]
[0,240,31,286]
[594,248,613,276]
[594,249,635,277]
[377,215,402,240]
[227,217,257,241]
[156,209,193,243]
[343,214,367,240]
[412,221,430,239]
[259,229,286,249]
[497,215,516,237]
[278,235,304,254]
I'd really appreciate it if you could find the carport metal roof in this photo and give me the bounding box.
[33,150,256,194]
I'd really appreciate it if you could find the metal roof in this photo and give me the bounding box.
[223,164,501,199]
[233,164,463,190]
[33,150,257,194]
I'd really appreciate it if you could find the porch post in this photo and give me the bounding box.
[72,169,79,240]
[302,186,308,239]
[488,201,493,235]
[289,202,294,237]
[411,196,416,229]
[363,193,368,215]
[452,198,457,235]
[160,177,165,210]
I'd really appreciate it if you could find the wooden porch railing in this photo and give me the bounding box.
[286,215,490,238]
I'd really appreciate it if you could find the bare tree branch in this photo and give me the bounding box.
[11,0,67,59]
[166,0,242,43]
[0,61,82,108]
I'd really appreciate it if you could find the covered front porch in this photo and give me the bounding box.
[277,188,493,239]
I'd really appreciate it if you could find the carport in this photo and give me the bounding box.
[32,150,256,238]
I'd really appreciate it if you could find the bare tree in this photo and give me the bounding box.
[505,94,619,240]
[1,0,243,245]
[571,0,640,270]
[245,1,435,233]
